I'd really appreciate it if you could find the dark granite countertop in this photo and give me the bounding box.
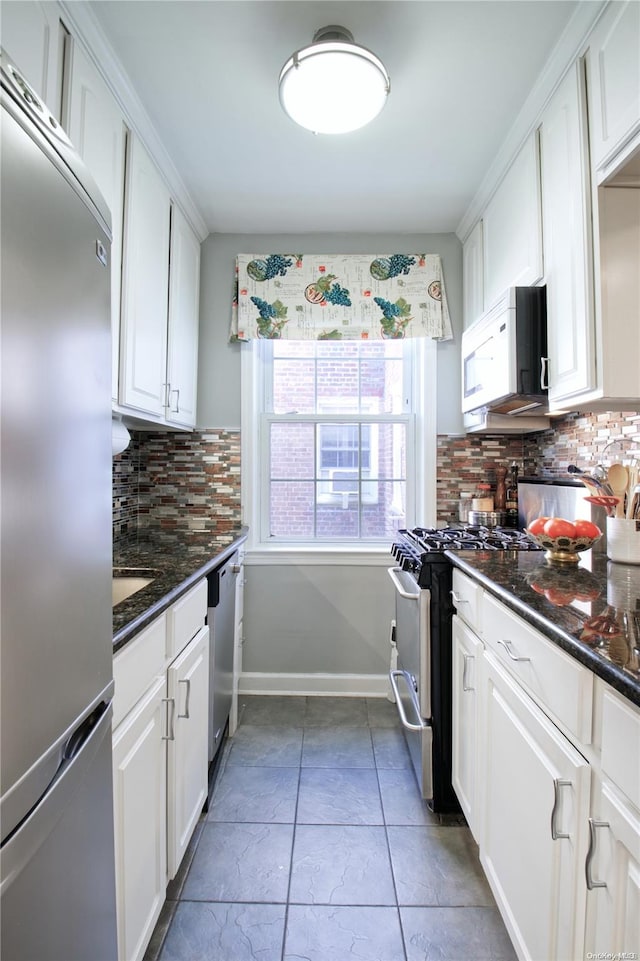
[112,526,248,653]
[446,549,640,708]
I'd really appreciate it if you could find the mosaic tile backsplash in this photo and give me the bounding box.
[437,411,640,525]
[113,413,639,538]
[113,429,241,546]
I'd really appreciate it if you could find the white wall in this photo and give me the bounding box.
[240,560,395,696]
[197,232,464,435]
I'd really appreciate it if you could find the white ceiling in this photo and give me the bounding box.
[88,0,579,235]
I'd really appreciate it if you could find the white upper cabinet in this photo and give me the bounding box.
[1,1,63,117]
[462,219,484,329]
[166,206,201,427]
[64,42,127,403]
[120,135,171,418]
[539,61,596,408]
[586,0,640,179]
[482,133,544,310]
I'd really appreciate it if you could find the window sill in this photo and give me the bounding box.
[245,545,394,566]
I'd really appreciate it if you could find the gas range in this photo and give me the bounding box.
[391,525,540,581]
[388,523,542,811]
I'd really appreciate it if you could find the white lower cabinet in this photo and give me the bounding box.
[584,778,640,958]
[112,577,209,961]
[166,624,209,879]
[451,576,640,961]
[112,674,167,961]
[452,614,482,841]
[480,651,590,961]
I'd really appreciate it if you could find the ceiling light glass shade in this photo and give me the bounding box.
[279,26,390,135]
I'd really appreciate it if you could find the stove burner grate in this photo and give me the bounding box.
[392,525,540,574]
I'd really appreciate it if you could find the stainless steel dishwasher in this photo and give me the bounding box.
[207,551,239,763]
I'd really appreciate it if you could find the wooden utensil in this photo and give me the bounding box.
[626,466,639,519]
[607,463,629,518]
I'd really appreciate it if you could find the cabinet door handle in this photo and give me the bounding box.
[540,356,549,390]
[170,387,180,413]
[450,590,469,604]
[497,639,531,662]
[462,653,474,692]
[585,818,609,889]
[550,778,572,840]
[162,697,175,740]
[178,678,191,719]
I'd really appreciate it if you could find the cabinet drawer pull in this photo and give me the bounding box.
[462,653,474,692]
[450,590,469,604]
[497,639,531,662]
[585,818,609,889]
[178,678,191,719]
[162,697,175,740]
[550,778,572,840]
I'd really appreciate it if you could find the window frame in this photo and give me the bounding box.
[241,337,438,556]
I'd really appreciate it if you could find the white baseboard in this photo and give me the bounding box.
[238,672,389,698]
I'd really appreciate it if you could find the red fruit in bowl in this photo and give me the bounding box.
[543,518,577,539]
[573,519,602,539]
[528,517,549,535]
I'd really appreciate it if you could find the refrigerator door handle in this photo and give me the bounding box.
[0,701,112,896]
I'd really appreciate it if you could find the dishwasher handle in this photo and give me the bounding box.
[387,567,420,601]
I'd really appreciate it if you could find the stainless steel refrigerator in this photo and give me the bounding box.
[0,51,118,959]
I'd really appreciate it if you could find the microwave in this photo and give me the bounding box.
[461,286,548,417]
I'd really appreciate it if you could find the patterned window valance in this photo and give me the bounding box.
[230,253,453,342]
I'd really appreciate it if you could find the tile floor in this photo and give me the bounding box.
[144,695,517,961]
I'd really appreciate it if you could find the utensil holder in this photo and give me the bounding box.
[606,517,640,564]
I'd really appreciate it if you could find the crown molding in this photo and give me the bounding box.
[456,0,608,243]
[58,0,208,241]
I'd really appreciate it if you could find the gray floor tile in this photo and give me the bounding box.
[289,824,396,905]
[371,728,412,769]
[302,726,375,768]
[401,906,517,960]
[297,768,384,825]
[367,697,401,728]
[238,695,307,727]
[208,766,299,823]
[226,725,303,767]
[284,904,406,961]
[304,696,369,727]
[158,901,286,961]
[181,822,293,903]
[378,769,437,826]
[387,826,495,907]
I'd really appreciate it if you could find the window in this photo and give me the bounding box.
[242,337,436,548]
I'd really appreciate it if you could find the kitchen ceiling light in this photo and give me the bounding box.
[278,25,390,135]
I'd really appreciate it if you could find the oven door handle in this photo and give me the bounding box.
[387,567,420,601]
[388,670,429,732]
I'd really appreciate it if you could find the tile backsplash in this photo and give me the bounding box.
[113,429,241,545]
[437,411,639,525]
[114,413,639,537]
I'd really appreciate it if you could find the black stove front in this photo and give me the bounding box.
[388,525,540,815]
